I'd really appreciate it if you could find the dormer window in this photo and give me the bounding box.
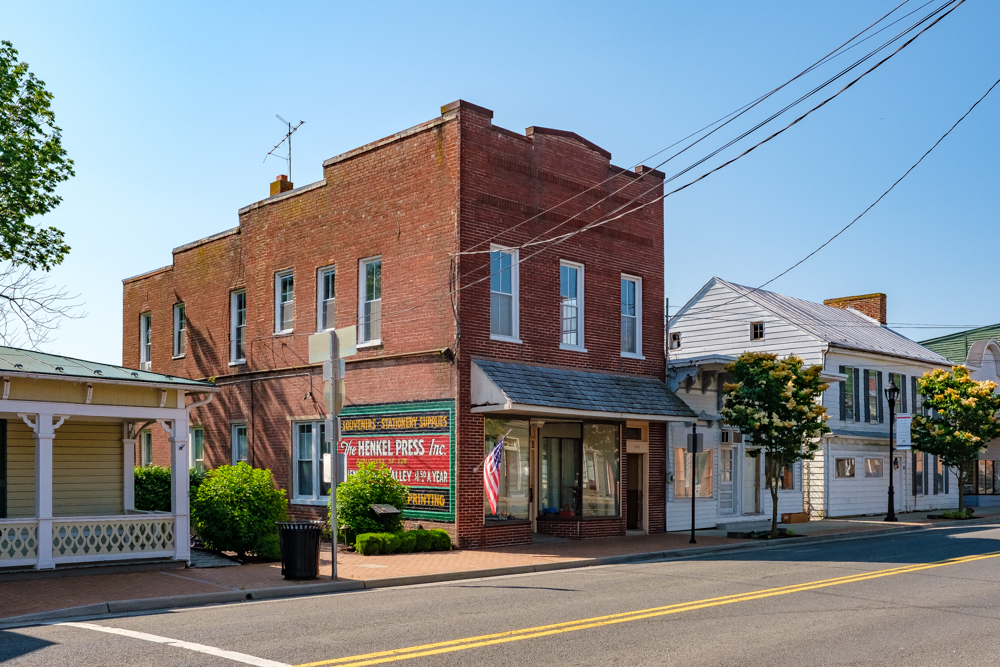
[751,321,765,341]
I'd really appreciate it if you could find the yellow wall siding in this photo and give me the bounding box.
[7,420,35,518]
[6,378,175,408]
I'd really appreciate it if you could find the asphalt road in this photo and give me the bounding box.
[5,523,1000,666]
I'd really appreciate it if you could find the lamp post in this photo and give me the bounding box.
[885,379,899,522]
[687,422,702,544]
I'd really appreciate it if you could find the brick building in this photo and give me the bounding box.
[122,100,694,548]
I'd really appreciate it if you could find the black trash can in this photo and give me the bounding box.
[276,521,323,580]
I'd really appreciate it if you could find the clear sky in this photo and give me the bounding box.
[6,0,999,365]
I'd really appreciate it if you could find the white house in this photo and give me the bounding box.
[666,277,955,527]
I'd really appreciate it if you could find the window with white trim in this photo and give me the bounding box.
[620,275,642,357]
[139,313,152,371]
[560,261,583,349]
[751,321,765,341]
[275,270,294,333]
[232,423,248,464]
[173,303,186,357]
[359,257,382,344]
[490,247,518,340]
[669,332,681,350]
[865,457,883,478]
[140,430,153,466]
[318,266,335,331]
[835,457,855,478]
[293,420,333,503]
[230,290,246,363]
[190,427,205,472]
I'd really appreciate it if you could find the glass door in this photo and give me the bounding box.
[720,447,735,515]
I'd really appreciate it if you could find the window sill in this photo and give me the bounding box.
[291,498,332,507]
[620,352,646,360]
[559,344,587,353]
[274,331,294,337]
[357,340,382,349]
[490,335,523,344]
[484,518,531,527]
[172,354,186,360]
[228,360,247,367]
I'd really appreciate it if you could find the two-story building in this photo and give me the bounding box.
[121,100,695,548]
[666,277,954,528]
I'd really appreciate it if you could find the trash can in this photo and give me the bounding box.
[276,521,323,580]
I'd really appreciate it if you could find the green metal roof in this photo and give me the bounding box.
[0,346,216,389]
[920,324,1000,365]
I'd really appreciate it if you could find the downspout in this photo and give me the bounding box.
[186,393,214,412]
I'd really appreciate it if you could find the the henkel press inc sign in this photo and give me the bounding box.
[338,402,455,520]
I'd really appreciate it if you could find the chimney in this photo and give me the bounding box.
[270,174,293,196]
[824,293,887,325]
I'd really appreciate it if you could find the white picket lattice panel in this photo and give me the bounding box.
[0,524,38,561]
[52,519,175,558]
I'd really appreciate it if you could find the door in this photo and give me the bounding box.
[626,453,643,530]
[719,447,735,515]
[743,450,760,514]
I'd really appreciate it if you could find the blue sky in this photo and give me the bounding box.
[6,0,999,364]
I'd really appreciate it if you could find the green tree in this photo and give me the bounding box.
[722,352,830,537]
[911,366,1000,513]
[1,41,73,270]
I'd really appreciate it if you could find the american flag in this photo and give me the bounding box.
[483,432,508,515]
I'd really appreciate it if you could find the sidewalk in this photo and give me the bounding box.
[3,509,997,625]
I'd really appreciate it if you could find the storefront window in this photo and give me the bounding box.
[674,448,713,498]
[484,418,530,521]
[582,424,620,517]
[540,422,620,518]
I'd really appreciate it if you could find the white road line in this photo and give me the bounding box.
[57,621,291,667]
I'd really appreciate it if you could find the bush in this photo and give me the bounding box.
[354,528,453,556]
[189,467,207,491]
[190,463,288,560]
[334,461,408,543]
[134,465,171,511]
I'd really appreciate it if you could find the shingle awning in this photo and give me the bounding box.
[471,359,696,422]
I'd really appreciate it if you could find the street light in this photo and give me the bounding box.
[884,379,900,522]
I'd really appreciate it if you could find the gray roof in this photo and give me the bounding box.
[474,359,696,418]
[717,278,951,366]
[0,346,216,388]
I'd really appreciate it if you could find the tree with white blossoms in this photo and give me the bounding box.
[722,352,830,538]
[911,366,1000,515]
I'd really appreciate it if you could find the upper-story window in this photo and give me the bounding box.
[889,372,906,413]
[275,271,294,333]
[139,313,152,371]
[669,332,682,350]
[560,261,583,350]
[232,423,248,464]
[359,257,382,344]
[865,369,882,424]
[230,290,246,364]
[620,275,642,357]
[751,321,765,341]
[318,266,335,331]
[173,304,186,357]
[841,366,858,421]
[490,247,519,341]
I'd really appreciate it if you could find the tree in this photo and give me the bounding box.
[722,352,830,537]
[911,366,1000,514]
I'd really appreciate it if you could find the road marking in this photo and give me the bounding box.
[58,622,291,667]
[298,550,1000,667]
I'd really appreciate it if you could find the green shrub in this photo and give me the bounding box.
[429,529,453,551]
[396,531,417,554]
[354,529,452,555]
[412,529,432,552]
[190,463,288,560]
[334,461,409,543]
[134,465,171,511]
[355,533,385,556]
[189,467,207,491]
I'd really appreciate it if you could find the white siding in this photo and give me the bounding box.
[666,421,719,530]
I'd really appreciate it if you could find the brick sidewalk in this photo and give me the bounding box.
[3,510,996,621]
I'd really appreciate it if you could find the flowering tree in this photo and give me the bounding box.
[911,366,1000,513]
[722,352,830,537]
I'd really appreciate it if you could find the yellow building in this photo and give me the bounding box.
[0,346,217,570]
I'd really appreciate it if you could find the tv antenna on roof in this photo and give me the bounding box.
[265,114,305,182]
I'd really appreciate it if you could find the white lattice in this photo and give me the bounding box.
[52,518,175,558]
[0,523,38,560]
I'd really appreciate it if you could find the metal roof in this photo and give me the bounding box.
[473,359,696,418]
[715,278,952,366]
[0,346,216,389]
[920,324,1000,365]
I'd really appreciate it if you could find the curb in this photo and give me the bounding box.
[1,515,995,629]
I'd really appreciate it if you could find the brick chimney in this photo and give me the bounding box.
[270,174,293,196]
[824,293,887,324]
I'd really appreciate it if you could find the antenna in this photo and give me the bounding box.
[264,114,305,182]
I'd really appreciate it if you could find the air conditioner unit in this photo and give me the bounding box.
[140,361,151,372]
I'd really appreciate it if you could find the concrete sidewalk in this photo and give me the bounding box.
[3,509,996,626]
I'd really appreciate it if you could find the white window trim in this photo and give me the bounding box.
[358,256,382,347]
[274,270,294,335]
[490,244,521,344]
[139,313,152,371]
[172,303,185,358]
[139,430,153,467]
[230,290,246,365]
[559,260,586,352]
[291,420,332,505]
[620,274,644,359]
[231,422,248,465]
[317,265,336,332]
[189,426,204,470]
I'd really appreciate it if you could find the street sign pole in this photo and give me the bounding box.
[687,424,702,544]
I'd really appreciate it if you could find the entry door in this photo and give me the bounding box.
[742,451,760,514]
[719,447,735,515]
[626,453,643,530]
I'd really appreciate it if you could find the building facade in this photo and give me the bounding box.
[121,100,694,548]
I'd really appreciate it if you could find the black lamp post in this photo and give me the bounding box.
[885,379,899,522]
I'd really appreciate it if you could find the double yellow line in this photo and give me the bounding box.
[298,550,1000,667]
